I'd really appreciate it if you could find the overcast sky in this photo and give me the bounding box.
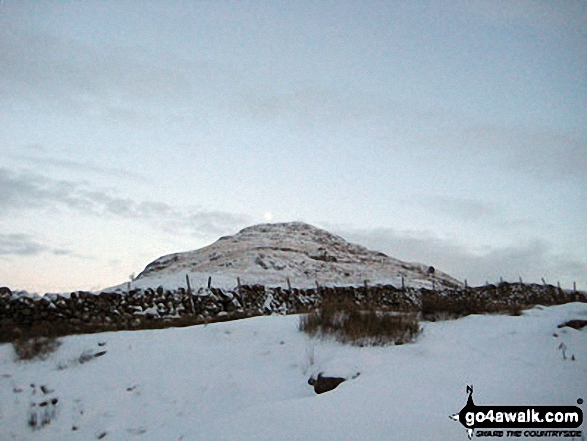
[1,0,586,293]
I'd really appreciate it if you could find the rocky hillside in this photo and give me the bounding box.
[128,222,461,291]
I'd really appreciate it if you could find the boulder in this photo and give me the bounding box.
[309,373,346,394]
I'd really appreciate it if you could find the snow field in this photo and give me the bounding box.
[0,303,585,440]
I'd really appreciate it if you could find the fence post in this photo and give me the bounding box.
[186,274,196,317]
[541,277,546,286]
[207,276,212,289]
[237,277,245,308]
[401,276,405,292]
[286,277,292,292]
[519,276,523,284]
[573,281,577,292]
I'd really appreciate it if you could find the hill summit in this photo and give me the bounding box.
[131,222,461,290]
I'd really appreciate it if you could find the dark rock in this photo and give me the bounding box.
[311,373,346,394]
[558,320,587,330]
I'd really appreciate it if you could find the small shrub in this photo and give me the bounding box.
[12,337,60,361]
[299,293,420,346]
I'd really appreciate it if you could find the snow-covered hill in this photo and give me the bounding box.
[1,303,585,440]
[126,222,461,291]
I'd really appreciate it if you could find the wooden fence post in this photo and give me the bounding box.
[401,276,405,292]
[541,277,546,286]
[207,276,212,289]
[186,274,196,317]
[573,281,577,292]
[237,277,245,307]
[286,277,292,292]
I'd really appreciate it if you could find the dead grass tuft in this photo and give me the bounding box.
[299,293,420,346]
[12,336,61,361]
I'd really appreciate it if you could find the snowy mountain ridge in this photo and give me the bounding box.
[131,222,461,291]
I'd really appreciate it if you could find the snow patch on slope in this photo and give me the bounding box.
[120,222,460,291]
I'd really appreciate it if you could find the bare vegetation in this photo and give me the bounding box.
[12,337,61,361]
[299,293,420,346]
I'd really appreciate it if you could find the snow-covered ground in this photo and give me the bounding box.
[1,303,585,440]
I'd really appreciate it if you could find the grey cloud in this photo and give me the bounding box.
[165,211,253,238]
[418,196,498,222]
[0,233,71,257]
[7,153,144,181]
[455,126,587,182]
[0,169,79,211]
[0,168,252,239]
[24,144,47,153]
[236,87,382,125]
[0,23,198,122]
[234,86,446,132]
[337,226,587,288]
[464,0,587,32]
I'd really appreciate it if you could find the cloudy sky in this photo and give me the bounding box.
[1,0,586,293]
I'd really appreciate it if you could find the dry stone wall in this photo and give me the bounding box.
[0,283,584,341]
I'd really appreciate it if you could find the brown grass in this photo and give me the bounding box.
[299,292,420,346]
[12,336,61,361]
